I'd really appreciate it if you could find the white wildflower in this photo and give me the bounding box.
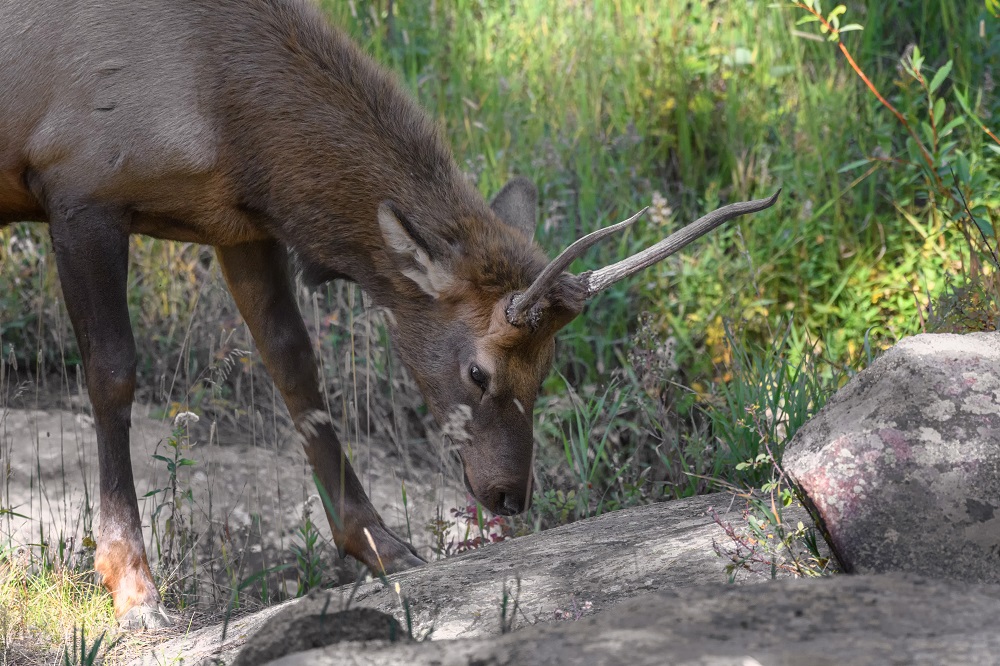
[173,411,200,428]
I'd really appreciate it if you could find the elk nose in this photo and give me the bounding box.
[497,493,525,516]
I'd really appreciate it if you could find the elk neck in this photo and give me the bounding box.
[210,0,535,316]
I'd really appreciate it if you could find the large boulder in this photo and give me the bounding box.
[265,574,1000,666]
[784,331,1000,581]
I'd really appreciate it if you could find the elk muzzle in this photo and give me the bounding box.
[458,429,534,517]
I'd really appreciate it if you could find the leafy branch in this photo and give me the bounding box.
[792,0,1000,280]
[793,1,939,179]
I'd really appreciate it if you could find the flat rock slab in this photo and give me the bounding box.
[132,492,818,665]
[784,332,1000,582]
[267,574,1000,666]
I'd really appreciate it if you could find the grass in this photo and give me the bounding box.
[0,554,116,664]
[1,0,999,662]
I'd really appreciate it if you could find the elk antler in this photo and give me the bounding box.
[506,190,780,328]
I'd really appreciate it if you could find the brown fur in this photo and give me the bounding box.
[0,0,583,624]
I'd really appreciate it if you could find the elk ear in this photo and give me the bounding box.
[490,177,538,240]
[378,201,454,298]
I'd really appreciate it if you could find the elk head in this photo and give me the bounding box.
[378,179,779,517]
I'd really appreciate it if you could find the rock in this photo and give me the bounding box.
[784,332,1000,582]
[231,606,405,666]
[265,574,1000,665]
[131,492,822,664]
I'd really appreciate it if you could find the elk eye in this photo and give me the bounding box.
[469,364,489,390]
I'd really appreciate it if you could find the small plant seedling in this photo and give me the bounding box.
[62,626,118,666]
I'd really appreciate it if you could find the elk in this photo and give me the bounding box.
[0,0,777,628]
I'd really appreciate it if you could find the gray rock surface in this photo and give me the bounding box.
[267,574,1000,666]
[784,332,1000,582]
[132,492,819,665]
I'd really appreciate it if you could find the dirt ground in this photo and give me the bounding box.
[1,399,468,599]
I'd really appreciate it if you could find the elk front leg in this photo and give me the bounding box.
[216,240,424,574]
[45,203,170,629]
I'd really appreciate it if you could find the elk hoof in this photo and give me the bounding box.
[383,548,426,574]
[119,603,173,631]
[364,525,427,575]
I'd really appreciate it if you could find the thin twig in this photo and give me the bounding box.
[950,168,1000,269]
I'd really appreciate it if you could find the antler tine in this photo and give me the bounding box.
[506,206,649,326]
[582,190,780,297]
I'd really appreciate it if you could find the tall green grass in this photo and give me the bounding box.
[3,1,995,393]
